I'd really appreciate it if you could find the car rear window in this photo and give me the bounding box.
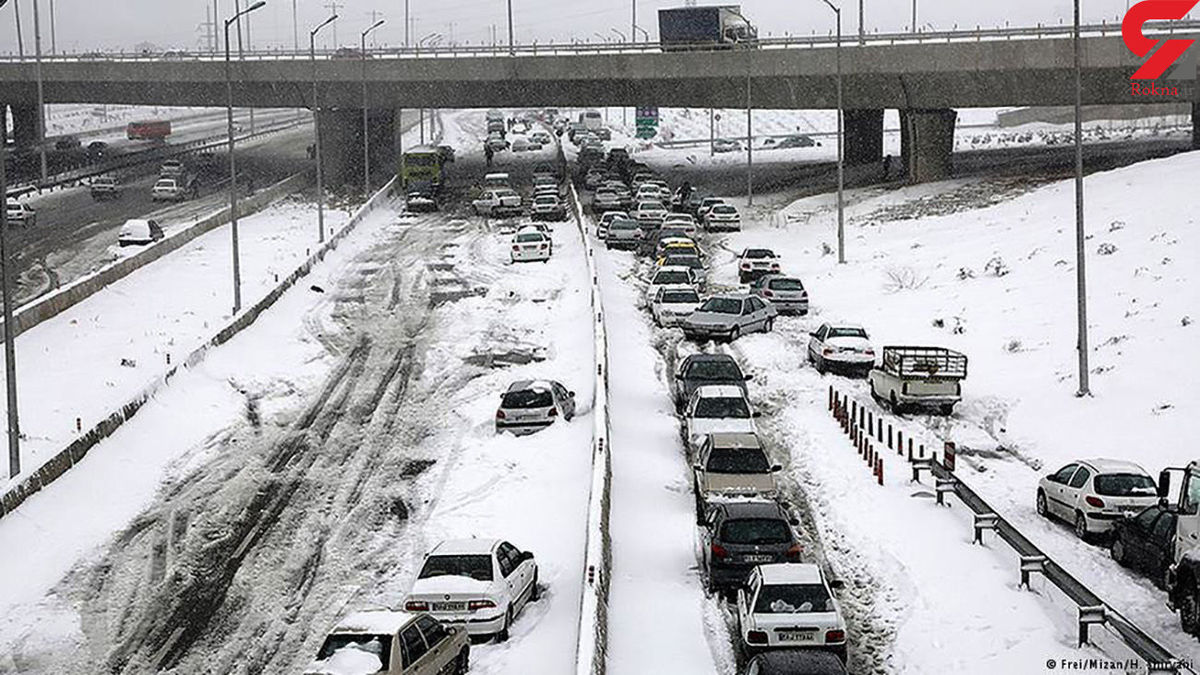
[744,249,774,259]
[720,518,791,545]
[501,389,553,408]
[768,278,805,291]
[699,298,742,315]
[653,271,691,286]
[418,554,494,581]
[1094,474,1157,497]
[516,233,544,243]
[754,584,833,614]
[610,220,638,231]
[827,327,868,339]
[666,256,703,270]
[662,290,700,304]
[686,360,744,381]
[317,634,392,664]
[694,396,751,419]
[706,448,769,474]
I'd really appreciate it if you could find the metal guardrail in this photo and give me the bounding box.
[829,389,1195,674]
[6,118,309,199]
[1,21,1197,63]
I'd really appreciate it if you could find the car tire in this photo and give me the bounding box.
[495,608,513,643]
[454,648,470,675]
[814,354,825,374]
[1074,511,1090,541]
[1036,490,1049,519]
[1110,538,1128,567]
[889,392,901,414]
[530,572,541,602]
[730,326,741,342]
[764,318,774,333]
[940,403,956,416]
[1182,587,1200,636]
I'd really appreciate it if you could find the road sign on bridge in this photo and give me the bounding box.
[636,106,659,139]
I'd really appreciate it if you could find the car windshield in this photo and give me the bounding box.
[720,518,791,545]
[1094,473,1158,497]
[516,233,544,243]
[693,396,751,419]
[501,388,553,408]
[662,290,700,304]
[418,554,494,581]
[653,271,691,286]
[496,189,518,198]
[639,203,664,212]
[769,279,805,291]
[706,448,769,474]
[535,197,557,205]
[155,180,175,188]
[317,634,390,662]
[405,153,439,167]
[827,327,868,339]
[754,583,834,614]
[744,249,774,259]
[712,206,736,215]
[686,360,743,381]
[699,298,742,315]
[666,256,703,270]
[611,220,638,231]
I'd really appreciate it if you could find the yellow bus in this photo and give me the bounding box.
[400,145,444,190]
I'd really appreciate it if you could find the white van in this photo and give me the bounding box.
[578,109,603,131]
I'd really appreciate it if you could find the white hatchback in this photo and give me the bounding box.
[1037,459,1159,539]
[650,285,701,327]
[736,563,847,659]
[684,384,759,451]
[404,538,539,642]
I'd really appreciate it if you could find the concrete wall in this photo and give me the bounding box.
[0,176,398,521]
[0,36,1194,110]
[2,171,311,341]
[997,103,1192,127]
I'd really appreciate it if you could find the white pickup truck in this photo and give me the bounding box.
[869,346,967,415]
[472,188,522,217]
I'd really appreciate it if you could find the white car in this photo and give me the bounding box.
[737,248,781,283]
[806,323,875,376]
[404,538,539,642]
[684,384,759,451]
[736,563,848,659]
[1037,459,1160,539]
[117,218,165,247]
[5,200,36,227]
[597,211,628,239]
[511,227,552,263]
[662,213,698,237]
[305,610,470,675]
[483,173,511,190]
[650,285,701,327]
[151,176,195,202]
[645,265,697,303]
[511,135,532,152]
[473,188,522,217]
[633,200,668,226]
[705,204,742,232]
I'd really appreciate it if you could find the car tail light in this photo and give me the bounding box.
[740,263,751,269]
[547,407,558,418]
[747,630,769,645]
[825,629,846,644]
[786,544,803,561]
[539,244,547,250]
[405,600,430,611]
[823,348,836,356]
[468,600,496,611]
[512,245,520,251]
[496,410,506,420]
[711,544,729,560]
[770,263,780,270]
[763,291,774,298]
[1085,496,1105,508]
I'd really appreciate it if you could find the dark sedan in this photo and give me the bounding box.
[740,650,849,675]
[1111,504,1176,587]
[674,353,751,411]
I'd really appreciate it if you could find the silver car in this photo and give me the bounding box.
[605,218,642,251]
[750,274,809,315]
[681,295,777,342]
[495,380,576,435]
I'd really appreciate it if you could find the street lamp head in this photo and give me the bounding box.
[821,0,840,13]
[313,13,338,36]
[363,19,385,36]
[248,1,267,11]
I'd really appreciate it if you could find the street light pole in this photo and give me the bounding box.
[292,0,299,51]
[362,19,385,203]
[821,0,845,264]
[31,0,47,182]
[312,13,337,244]
[858,0,864,44]
[225,1,266,315]
[11,0,23,59]
[1073,0,1090,397]
[405,0,410,47]
[0,0,19,480]
[507,0,514,54]
[911,0,917,33]
[746,52,753,206]
[632,0,636,45]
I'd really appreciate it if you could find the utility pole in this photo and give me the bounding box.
[745,50,753,206]
[858,0,864,44]
[293,0,299,51]
[0,96,23,480]
[507,0,514,54]
[632,0,637,45]
[404,0,410,47]
[48,0,55,54]
[32,0,47,182]
[1073,0,1090,396]
[12,0,23,59]
[710,108,715,157]
[821,0,845,264]
[362,18,385,202]
[312,13,337,244]
[911,0,917,33]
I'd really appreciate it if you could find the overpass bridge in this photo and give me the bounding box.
[2,22,1196,184]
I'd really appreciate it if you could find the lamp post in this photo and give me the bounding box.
[911,0,917,33]
[745,47,753,206]
[858,0,864,44]
[507,0,514,54]
[311,13,337,244]
[362,19,385,202]
[31,0,47,182]
[1073,0,1090,397]
[0,0,22,479]
[418,33,439,144]
[820,0,845,264]
[225,1,267,315]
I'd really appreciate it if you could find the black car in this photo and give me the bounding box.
[740,650,849,675]
[674,353,751,411]
[702,500,803,595]
[1111,504,1176,586]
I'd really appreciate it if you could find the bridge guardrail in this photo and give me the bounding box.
[1,20,1196,62]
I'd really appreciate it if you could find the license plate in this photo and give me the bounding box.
[743,554,773,563]
[434,602,466,612]
[778,632,815,642]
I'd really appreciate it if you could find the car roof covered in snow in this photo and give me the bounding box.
[1080,458,1150,475]
[507,380,557,394]
[707,432,763,450]
[331,610,416,635]
[430,538,500,556]
[715,499,785,520]
[758,563,823,585]
[654,265,693,276]
[752,649,848,672]
[694,384,748,399]
[682,353,739,366]
[823,321,866,330]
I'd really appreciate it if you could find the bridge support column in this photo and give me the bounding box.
[1193,101,1199,150]
[319,108,398,189]
[900,108,957,183]
[844,109,884,167]
[10,103,42,149]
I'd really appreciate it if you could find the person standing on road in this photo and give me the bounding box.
[485,144,495,167]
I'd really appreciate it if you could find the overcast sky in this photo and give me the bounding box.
[0,0,1168,53]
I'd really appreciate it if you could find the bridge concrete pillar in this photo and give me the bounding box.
[1193,101,1199,150]
[319,108,398,189]
[365,109,397,182]
[10,103,42,149]
[900,108,957,183]
[844,109,884,167]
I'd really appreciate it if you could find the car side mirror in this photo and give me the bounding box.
[809,332,818,338]
[789,517,800,526]
[772,465,783,473]
[568,391,576,398]
[693,464,703,472]
[752,412,762,418]
[743,374,754,381]
[519,551,535,562]
[829,579,845,590]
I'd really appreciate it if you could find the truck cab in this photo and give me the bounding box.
[1160,462,1200,633]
